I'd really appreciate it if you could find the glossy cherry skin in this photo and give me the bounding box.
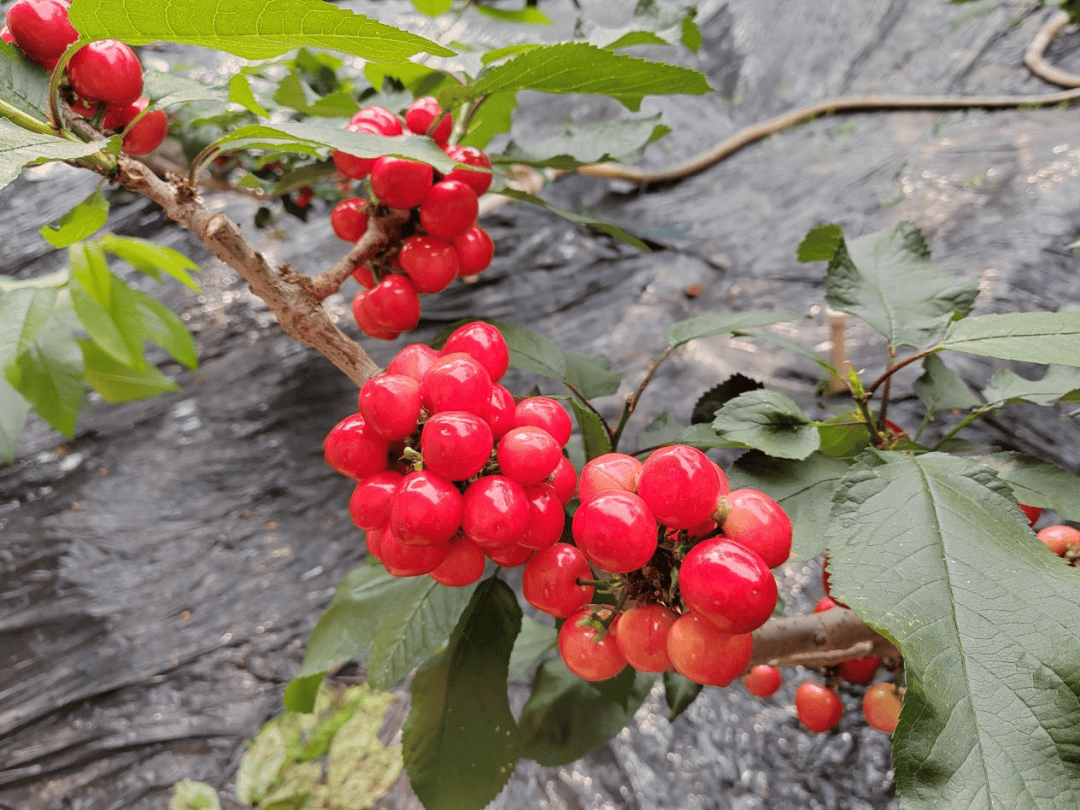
[514,397,572,447]
[324,413,390,481]
[332,121,384,180]
[484,542,532,568]
[666,611,753,687]
[370,156,433,210]
[637,444,721,530]
[838,655,880,685]
[814,596,841,613]
[460,475,529,549]
[101,98,168,155]
[429,534,486,587]
[550,456,578,505]
[380,525,449,577]
[720,488,793,569]
[420,352,493,417]
[522,542,594,618]
[519,482,565,550]
[7,0,78,65]
[444,144,493,195]
[419,179,478,241]
[358,373,422,441]
[572,489,658,573]
[352,289,401,341]
[558,607,627,682]
[397,234,459,294]
[348,105,403,135]
[578,452,642,504]
[452,225,495,275]
[420,410,494,482]
[330,198,369,243]
[794,682,844,733]
[1036,524,1080,556]
[386,343,440,383]
[863,683,904,734]
[496,425,562,486]
[404,95,452,145]
[616,603,678,673]
[1019,503,1043,527]
[348,470,404,531]
[67,40,144,106]
[486,384,516,440]
[678,538,777,635]
[389,470,463,547]
[442,321,509,383]
[743,664,783,697]
[364,274,421,333]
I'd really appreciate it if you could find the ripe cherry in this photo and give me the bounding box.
[1036,524,1080,556]
[419,179,478,241]
[324,413,389,481]
[389,470,463,547]
[364,274,422,333]
[1019,503,1043,527]
[330,198,369,243]
[358,373,423,441]
[352,290,401,340]
[514,397,572,447]
[487,384,517,440]
[678,538,777,635]
[348,105,403,135]
[616,603,678,673]
[421,352,493,417]
[558,606,627,682]
[862,682,904,734]
[794,681,844,733]
[444,144,493,196]
[405,95,452,145]
[380,525,449,577]
[370,156,433,210]
[838,655,880,685]
[519,482,565,550]
[67,40,144,106]
[397,234,459,294]
[460,475,529,549]
[348,470,403,531]
[550,455,578,506]
[522,542,594,618]
[666,611,753,687]
[484,541,533,568]
[332,121,384,180]
[637,444,720,530]
[351,264,376,289]
[452,225,495,275]
[496,425,562,486]
[386,342,440,383]
[101,97,168,155]
[420,410,494,481]
[572,489,658,573]
[814,596,841,613]
[429,534,486,587]
[743,664,783,697]
[578,452,643,503]
[720,488,793,569]
[6,0,78,66]
[442,321,510,383]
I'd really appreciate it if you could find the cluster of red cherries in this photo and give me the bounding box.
[327,101,496,342]
[3,0,169,155]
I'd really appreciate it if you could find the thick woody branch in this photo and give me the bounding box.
[110,156,380,387]
[313,207,412,301]
[747,608,899,673]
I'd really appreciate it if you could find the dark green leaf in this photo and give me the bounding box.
[568,399,612,460]
[590,666,641,711]
[494,188,649,250]
[979,452,1080,521]
[728,451,849,560]
[663,671,703,721]
[40,188,110,248]
[494,320,623,399]
[982,364,1080,405]
[664,311,804,349]
[0,376,31,463]
[0,119,109,192]
[402,577,521,810]
[796,223,843,262]
[914,353,980,414]
[80,340,180,402]
[691,375,764,424]
[69,0,453,61]
[518,658,652,766]
[639,411,681,447]
[0,43,49,122]
[508,616,557,680]
[282,673,324,714]
[942,311,1080,366]
[498,116,669,169]
[820,222,979,348]
[130,288,199,370]
[828,451,1080,809]
[98,234,203,292]
[711,390,819,460]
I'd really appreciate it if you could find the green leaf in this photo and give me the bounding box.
[0,285,62,371]
[0,43,50,122]
[568,399,612,460]
[143,69,228,108]
[69,0,453,61]
[979,452,1080,521]
[473,5,552,24]
[325,687,403,809]
[663,671,703,722]
[508,616,557,680]
[228,73,270,117]
[518,658,652,766]
[80,340,180,402]
[129,288,198,370]
[796,222,844,262]
[439,42,710,112]
[664,311,804,349]
[498,115,669,169]
[169,780,222,810]
[812,222,979,349]
[691,374,764,424]
[411,0,453,16]
[402,576,521,810]
[0,376,31,463]
[727,451,850,560]
[11,291,84,437]
[639,413,731,451]
[458,90,517,149]
[815,412,876,460]
[493,321,623,399]
[828,451,1080,809]
[914,353,981,414]
[0,119,109,192]
[282,673,324,714]
[584,0,700,51]
[942,311,1080,366]
[40,188,110,249]
[494,188,649,250]
[711,390,819,460]
[981,364,1080,405]
[98,234,203,292]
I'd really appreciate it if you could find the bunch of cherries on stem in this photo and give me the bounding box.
[328,100,496,341]
[4,0,169,155]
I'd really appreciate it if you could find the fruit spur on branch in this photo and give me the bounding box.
[328,100,496,341]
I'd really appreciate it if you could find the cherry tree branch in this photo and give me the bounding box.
[312,207,412,301]
[747,607,899,673]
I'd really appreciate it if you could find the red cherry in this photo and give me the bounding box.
[0,27,12,45]
[572,489,658,573]
[637,444,721,530]
[486,383,516,440]
[365,274,421,333]
[514,397,572,447]
[550,456,578,505]
[821,554,848,608]
[421,352,493,417]
[349,470,403,531]
[444,144,493,196]
[711,460,731,496]
[1019,503,1043,527]
[838,655,880,685]
[352,289,401,341]
[6,0,78,65]
[460,475,529,549]
[102,98,168,155]
[678,538,777,635]
[814,596,841,613]
[330,198,369,243]
[67,40,144,106]
[420,410,494,481]
[496,425,562,486]
[386,343,440,383]
[419,179,478,241]
[743,664,783,697]
[863,683,904,734]
[720,488,793,569]
[442,321,510,382]
[616,603,677,673]
[1036,524,1080,556]
[429,534,486,587]
[358,373,423,441]
[323,413,390,481]
[389,470,463,547]
[578,452,642,504]
[370,156,433,210]
[352,264,376,290]
[380,525,449,577]
[519,482,565,550]
[558,606,627,682]
[332,121,384,180]
[348,105,403,135]
[484,542,533,568]
[794,681,844,733]
[366,525,386,560]
[666,611,753,687]
[522,542,594,618]
[404,95,452,145]
[452,226,495,276]
[397,234,459,294]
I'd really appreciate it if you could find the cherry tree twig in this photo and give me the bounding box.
[747,607,899,672]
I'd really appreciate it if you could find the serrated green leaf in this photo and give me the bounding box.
[129,287,198,370]
[638,413,731,451]
[402,576,521,810]
[68,0,453,61]
[0,376,31,464]
[498,115,669,169]
[0,119,109,192]
[942,311,1080,366]
[518,657,652,766]
[828,451,1080,809]
[326,688,402,809]
[664,311,804,349]
[508,616,557,680]
[820,222,979,349]
[0,286,60,371]
[979,452,1080,521]
[143,69,228,108]
[70,282,138,367]
[914,353,981,414]
[568,399,612,460]
[982,364,1080,405]
[663,670,703,721]
[815,412,876,460]
[494,188,649,250]
[13,294,84,437]
[711,390,819,460]
[796,222,843,262]
[493,320,623,399]
[40,188,110,249]
[691,374,763,424]
[473,5,552,23]
[585,0,699,51]
[727,451,849,560]
[411,0,453,16]
[169,780,222,810]
[80,340,180,402]
[228,73,270,117]
[98,234,203,292]
[282,673,324,714]
[681,15,702,51]
[0,43,50,122]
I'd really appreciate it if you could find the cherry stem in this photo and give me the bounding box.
[930,405,994,450]
[878,346,896,432]
[311,207,411,301]
[863,345,942,399]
